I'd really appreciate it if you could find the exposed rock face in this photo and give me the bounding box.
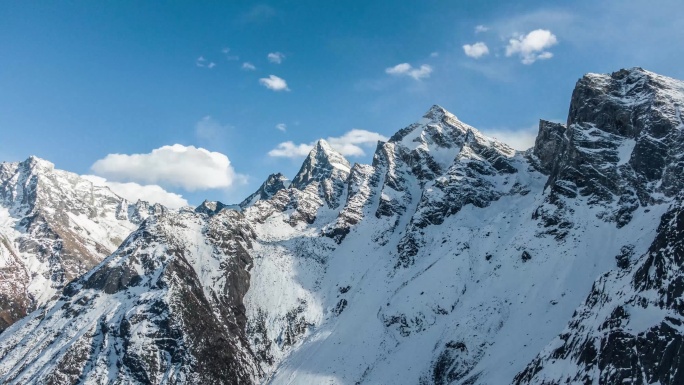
[0,67,683,385]
[0,210,261,384]
[531,120,566,174]
[0,157,161,332]
[543,68,684,228]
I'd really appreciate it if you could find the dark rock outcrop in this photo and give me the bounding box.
[531,120,566,175]
[543,68,684,228]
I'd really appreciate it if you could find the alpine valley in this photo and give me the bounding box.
[0,67,683,385]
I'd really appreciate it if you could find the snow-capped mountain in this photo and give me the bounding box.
[0,157,164,332]
[0,67,682,385]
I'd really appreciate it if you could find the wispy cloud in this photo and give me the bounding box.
[91,144,245,191]
[237,4,276,24]
[268,129,388,158]
[259,75,290,91]
[242,62,256,71]
[430,52,439,58]
[275,123,287,132]
[475,25,489,33]
[385,63,433,80]
[83,175,189,209]
[221,47,239,61]
[196,56,216,69]
[195,116,231,141]
[463,42,489,59]
[267,52,285,64]
[505,29,558,64]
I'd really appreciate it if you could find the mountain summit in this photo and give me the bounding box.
[290,139,351,208]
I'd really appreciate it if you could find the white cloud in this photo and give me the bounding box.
[268,129,388,158]
[259,75,290,91]
[327,130,388,156]
[385,63,433,80]
[275,123,287,132]
[195,116,230,141]
[430,52,439,57]
[207,62,216,69]
[483,127,538,151]
[463,42,490,59]
[267,52,285,64]
[268,142,313,158]
[91,144,244,191]
[242,62,256,70]
[505,29,558,64]
[82,175,189,209]
[475,25,490,33]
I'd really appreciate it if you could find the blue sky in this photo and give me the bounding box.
[1,0,682,207]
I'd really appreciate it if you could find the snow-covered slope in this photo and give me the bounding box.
[514,193,684,384]
[0,67,682,385]
[0,157,164,331]
[240,68,684,385]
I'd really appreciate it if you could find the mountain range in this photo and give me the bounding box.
[0,67,682,384]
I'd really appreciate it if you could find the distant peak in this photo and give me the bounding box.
[20,156,54,172]
[195,200,229,216]
[306,139,349,166]
[313,139,334,152]
[239,172,290,209]
[266,172,290,186]
[422,104,456,121]
[292,139,350,191]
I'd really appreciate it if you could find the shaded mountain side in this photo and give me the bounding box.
[0,209,260,384]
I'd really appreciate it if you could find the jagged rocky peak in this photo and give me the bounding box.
[290,139,351,208]
[291,139,350,188]
[569,67,684,139]
[532,119,566,174]
[541,67,684,228]
[386,104,516,180]
[388,104,472,150]
[240,172,290,209]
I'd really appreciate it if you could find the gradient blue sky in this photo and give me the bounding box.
[2,1,682,206]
